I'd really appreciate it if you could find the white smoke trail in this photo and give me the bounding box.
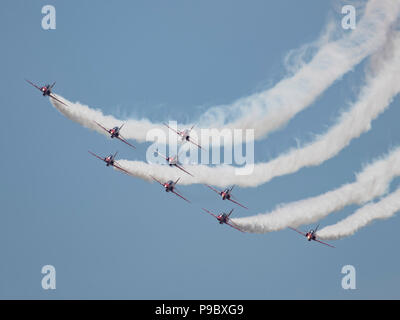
[317,188,400,240]
[205,0,400,139]
[49,0,400,144]
[49,96,161,142]
[230,148,400,233]
[116,30,400,188]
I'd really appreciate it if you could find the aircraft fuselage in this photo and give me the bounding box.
[110,127,120,138]
[306,232,316,241]
[221,192,231,200]
[164,182,174,192]
[41,86,51,96]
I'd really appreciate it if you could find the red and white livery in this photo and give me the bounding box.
[289,225,335,248]
[88,151,130,175]
[202,208,244,232]
[155,149,193,177]
[206,185,248,209]
[25,79,69,107]
[94,121,136,150]
[164,123,202,149]
[151,176,191,203]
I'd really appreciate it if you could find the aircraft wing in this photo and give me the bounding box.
[113,162,130,175]
[150,175,164,186]
[88,151,105,162]
[288,227,307,237]
[94,121,111,134]
[172,190,191,203]
[25,79,42,91]
[117,135,136,149]
[49,93,69,107]
[228,198,248,209]
[206,185,221,195]
[187,137,203,150]
[155,149,168,161]
[201,208,219,220]
[163,122,181,136]
[314,238,335,248]
[174,164,193,177]
[226,221,245,233]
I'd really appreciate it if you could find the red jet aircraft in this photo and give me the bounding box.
[88,151,130,175]
[94,121,136,150]
[202,208,244,232]
[155,149,193,177]
[25,79,69,107]
[206,185,248,209]
[151,176,191,203]
[289,225,335,248]
[164,123,202,149]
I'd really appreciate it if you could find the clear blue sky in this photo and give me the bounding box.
[1,0,399,299]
